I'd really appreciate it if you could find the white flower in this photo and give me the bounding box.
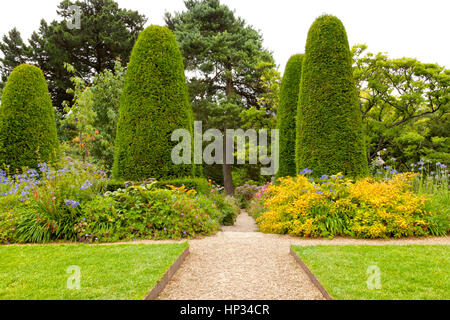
[375,157,385,167]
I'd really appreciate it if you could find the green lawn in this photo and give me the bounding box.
[0,242,188,300]
[292,245,450,300]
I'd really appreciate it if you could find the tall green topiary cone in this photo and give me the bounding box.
[277,54,304,178]
[296,15,368,177]
[113,25,194,181]
[0,64,59,171]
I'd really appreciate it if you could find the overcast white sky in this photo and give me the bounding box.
[0,0,449,72]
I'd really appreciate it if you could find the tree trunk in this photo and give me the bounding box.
[222,135,234,196]
[223,68,235,196]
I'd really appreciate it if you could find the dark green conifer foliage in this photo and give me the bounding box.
[277,54,304,177]
[0,64,59,171]
[113,25,194,180]
[296,15,368,177]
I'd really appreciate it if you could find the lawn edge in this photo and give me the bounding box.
[289,246,333,300]
[143,245,190,300]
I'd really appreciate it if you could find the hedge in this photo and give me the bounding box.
[277,54,304,177]
[296,15,368,177]
[113,25,194,181]
[0,64,59,171]
[154,177,212,195]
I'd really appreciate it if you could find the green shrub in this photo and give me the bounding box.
[277,54,304,177]
[154,177,211,194]
[75,185,221,242]
[106,179,127,192]
[209,192,240,226]
[257,173,447,238]
[0,64,59,171]
[113,25,194,181]
[296,15,368,177]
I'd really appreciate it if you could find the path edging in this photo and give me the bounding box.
[143,246,190,300]
[289,247,333,300]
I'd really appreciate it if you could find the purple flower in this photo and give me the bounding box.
[64,199,80,208]
[80,180,93,190]
[300,168,313,175]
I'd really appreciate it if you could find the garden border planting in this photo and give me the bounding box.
[289,247,333,300]
[144,246,190,300]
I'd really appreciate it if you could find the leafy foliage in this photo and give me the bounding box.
[256,173,448,238]
[113,25,194,181]
[277,54,303,177]
[0,0,146,109]
[352,44,450,169]
[154,177,212,195]
[74,184,221,242]
[0,64,59,171]
[297,15,368,177]
[60,60,124,169]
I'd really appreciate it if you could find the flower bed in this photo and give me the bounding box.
[0,159,236,244]
[252,172,449,238]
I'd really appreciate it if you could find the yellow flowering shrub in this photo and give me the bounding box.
[256,173,446,238]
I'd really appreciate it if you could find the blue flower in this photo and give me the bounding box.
[299,168,313,175]
[80,180,93,190]
[320,175,329,180]
[64,199,80,208]
[390,169,398,175]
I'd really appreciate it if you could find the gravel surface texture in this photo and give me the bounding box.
[158,211,324,300]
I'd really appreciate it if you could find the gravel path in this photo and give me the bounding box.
[158,211,450,300]
[158,211,324,300]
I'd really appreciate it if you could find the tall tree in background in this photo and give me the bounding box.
[0,0,146,110]
[165,0,275,195]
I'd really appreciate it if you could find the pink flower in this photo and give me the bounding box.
[211,189,215,193]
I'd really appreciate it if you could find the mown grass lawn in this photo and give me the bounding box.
[292,245,450,300]
[0,242,188,300]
